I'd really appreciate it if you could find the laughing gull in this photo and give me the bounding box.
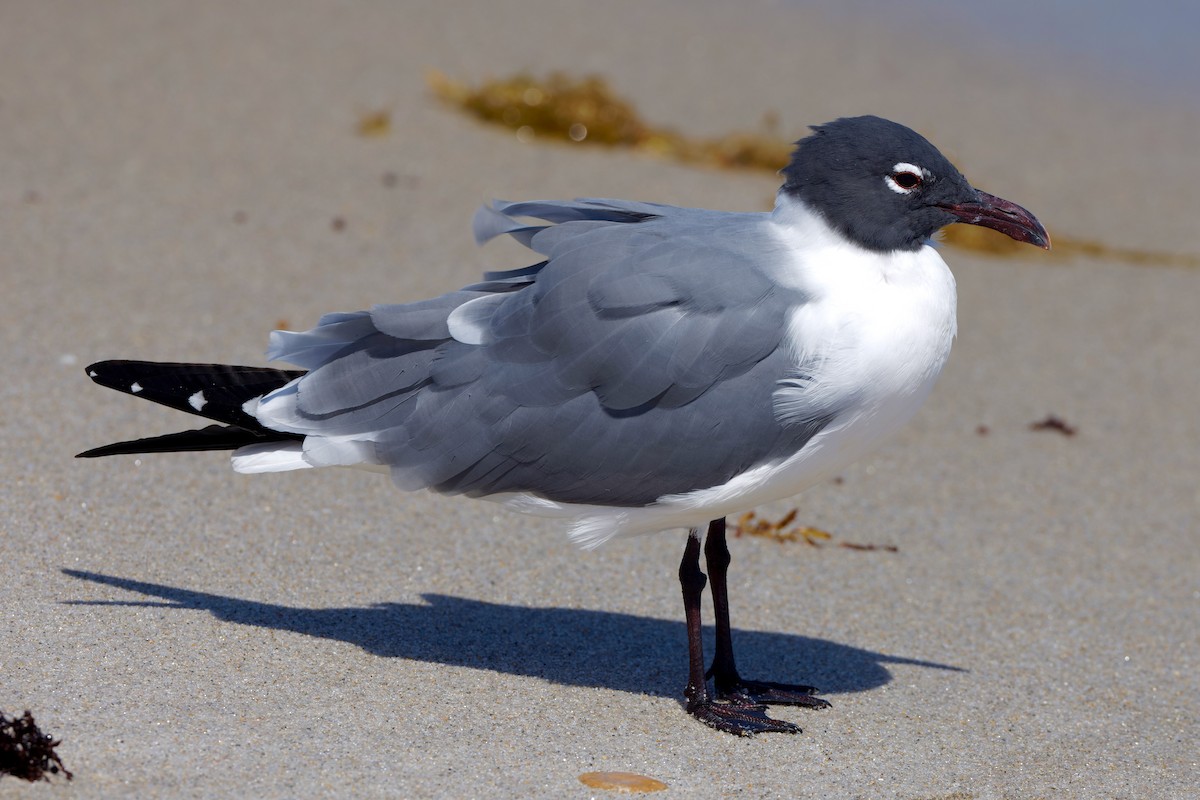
[78,115,1049,735]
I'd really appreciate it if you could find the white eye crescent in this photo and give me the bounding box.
[885,162,927,194]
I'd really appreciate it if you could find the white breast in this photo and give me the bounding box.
[763,193,958,487]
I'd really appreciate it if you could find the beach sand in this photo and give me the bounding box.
[2,1,1197,797]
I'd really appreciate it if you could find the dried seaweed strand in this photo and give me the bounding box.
[733,511,896,552]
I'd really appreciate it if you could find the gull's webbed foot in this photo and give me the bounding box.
[686,697,800,736]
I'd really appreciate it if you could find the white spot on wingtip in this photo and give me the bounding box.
[188,390,208,411]
[130,382,143,393]
[89,370,98,378]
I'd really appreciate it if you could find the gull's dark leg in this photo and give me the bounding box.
[704,517,832,710]
[680,529,709,708]
[679,523,799,736]
[703,518,741,696]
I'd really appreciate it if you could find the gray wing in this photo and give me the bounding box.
[260,198,829,506]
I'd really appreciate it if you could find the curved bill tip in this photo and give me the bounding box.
[941,190,1051,250]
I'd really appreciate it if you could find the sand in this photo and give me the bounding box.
[2,1,1197,797]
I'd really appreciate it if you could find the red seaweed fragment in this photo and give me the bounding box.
[1029,415,1077,436]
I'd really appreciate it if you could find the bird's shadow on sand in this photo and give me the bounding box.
[61,568,961,698]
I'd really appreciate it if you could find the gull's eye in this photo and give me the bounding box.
[884,162,926,194]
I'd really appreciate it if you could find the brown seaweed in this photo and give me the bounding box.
[732,510,896,551]
[428,70,791,172]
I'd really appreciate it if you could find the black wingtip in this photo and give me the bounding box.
[79,360,307,460]
[76,424,300,458]
[79,359,305,428]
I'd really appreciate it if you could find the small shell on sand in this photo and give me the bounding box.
[578,771,669,793]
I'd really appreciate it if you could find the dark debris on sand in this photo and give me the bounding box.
[0,710,72,783]
[1029,415,1078,436]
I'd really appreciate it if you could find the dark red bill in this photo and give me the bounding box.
[939,190,1051,249]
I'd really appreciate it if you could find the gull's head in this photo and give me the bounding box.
[781,115,1049,253]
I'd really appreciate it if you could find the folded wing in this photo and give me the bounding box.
[255,199,829,506]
